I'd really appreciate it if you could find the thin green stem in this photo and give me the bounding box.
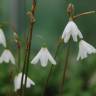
[43,39,62,96]
[59,42,70,96]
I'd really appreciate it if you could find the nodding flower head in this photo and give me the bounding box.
[0,28,6,47]
[31,47,56,67]
[77,40,96,60]
[62,21,83,43]
[14,72,35,92]
[0,49,15,64]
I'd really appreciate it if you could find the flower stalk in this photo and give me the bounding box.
[24,0,36,87]
[17,42,21,72]
[20,0,36,96]
[59,3,96,96]
[59,3,72,96]
[73,10,96,20]
[59,42,70,96]
[14,31,21,72]
[43,38,63,96]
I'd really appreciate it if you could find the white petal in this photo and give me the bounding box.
[0,50,10,63]
[0,29,6,47]
[61,22,71,39]
[72,31,78,42]
[71,21,83,42]
[0,49,15,64]
[62,21,71,43]
[31,49,41,64]
[14,72,35,91]
[78,30,83,39]
[26,77,35,88]
[64,32,71,43]
[62,21,83,43]
[40,48,48,67]
[77,40,96,60]
[77,42,88,60]
[7,50,15,64]
[84,42,96,54]
[14,75,21,91]
[47,50,56,65]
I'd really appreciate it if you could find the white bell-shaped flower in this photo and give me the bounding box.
[0,28,6,47]
[14,72,35,92]
[31,47,56,67]
[62,21,83,43]
[0,49,15,64]
[77,40,96,60]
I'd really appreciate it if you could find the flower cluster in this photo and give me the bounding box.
[0,29,15,64]
[0,3,96,94]
[0,28,35,92]
[61,20,96,60]
[31,20,96,68]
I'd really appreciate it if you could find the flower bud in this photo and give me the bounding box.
[67,3,74,17]
[27,11,36,23]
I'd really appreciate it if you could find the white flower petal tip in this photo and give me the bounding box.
[0,28,6,47]
[77,40,96,61]
[31,47,56,67]
[0,49,15,64]
[62,21,83,43]
[14,72,35,92]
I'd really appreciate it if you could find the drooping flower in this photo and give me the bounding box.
[0,49,15,64]
[77,40,96,60]
[62,21,83,43]
[0,28,6,47]
[14,72,35,92]
[31,47,56,67]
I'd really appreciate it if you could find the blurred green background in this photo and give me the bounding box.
[0,0,96,96]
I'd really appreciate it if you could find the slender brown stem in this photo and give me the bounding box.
[20,0,36,96]
[24,0,36,87]
[12,28,23,96]
[43,39,62,96]
[24,22,35,84]
[73,10,96,20]
[20,45,28,96]
[17,42,21,73]
[12,26,21,73]
[59,42,70,96]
